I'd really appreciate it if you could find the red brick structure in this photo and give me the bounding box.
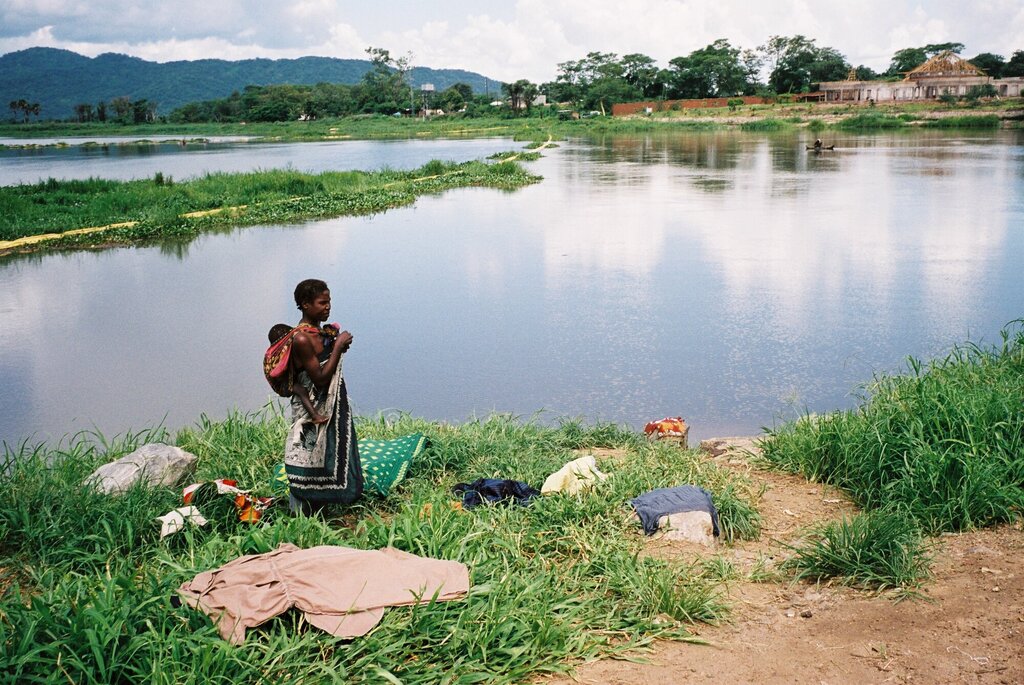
[612,96,769,116]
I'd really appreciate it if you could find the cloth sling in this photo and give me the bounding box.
[273,432,427,497]
[262,323,319,398]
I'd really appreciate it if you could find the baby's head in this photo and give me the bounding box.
[268,323,292,344]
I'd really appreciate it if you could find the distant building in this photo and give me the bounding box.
[818,51,1024,102]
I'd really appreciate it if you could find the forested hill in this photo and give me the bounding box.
[1,47,499,120]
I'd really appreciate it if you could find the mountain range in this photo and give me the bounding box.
[1,47,502,120]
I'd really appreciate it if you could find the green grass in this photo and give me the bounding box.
[739,118,788,131]
[783,510,932,591]
[0,158,541,249]
[0,411,761,683]
[761,323,1024,533]
[921,115,1001,129]
[832,113,908,130]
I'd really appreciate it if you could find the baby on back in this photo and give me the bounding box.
[267,323,329,425]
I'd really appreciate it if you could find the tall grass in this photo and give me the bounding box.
[921,115,1001,128]
[761,323,1024,533]
[0,411,760,683]
[739,118,788,131]
[783,510,932,591]
[832,113,908,130]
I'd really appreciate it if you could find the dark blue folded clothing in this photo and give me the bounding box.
[630,485,720,537]
[452,478,540,509]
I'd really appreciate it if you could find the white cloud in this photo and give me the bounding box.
[1,1,1021,81]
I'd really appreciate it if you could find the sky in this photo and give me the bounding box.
[1,0,1022,83]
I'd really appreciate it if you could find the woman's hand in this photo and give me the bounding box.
[338,330,353,351]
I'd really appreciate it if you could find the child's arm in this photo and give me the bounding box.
[293,385,328,424]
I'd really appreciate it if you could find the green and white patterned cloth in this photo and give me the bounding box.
[272,432,427,498]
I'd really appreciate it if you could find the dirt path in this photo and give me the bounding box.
[550,438,1024,685]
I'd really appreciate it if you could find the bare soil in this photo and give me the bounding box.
[550,438,1024,685]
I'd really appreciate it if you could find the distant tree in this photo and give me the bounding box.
[740,49,765,94]
[620,53,660,97]
[437,85,467,113]
[362,47,413,113]
[668,39,747,98]
[854,65,878,81]
[8,100,17,122]
[96,100,107,122]
[502,79,539,114]
[887,47,928,75]
[1005,50,1024,77]
[131,99,156,123]
[969,53,1005,78]
[888,43,966,77]
[74,103,94,122]
[110,96,132,123]
[923,42,965,56]
[759,35,849,93]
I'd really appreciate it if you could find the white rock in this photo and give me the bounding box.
[658,510,715,545]
[87,443,198,495]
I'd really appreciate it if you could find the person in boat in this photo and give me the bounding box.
[813,138,823,150]
[267,278,361,515]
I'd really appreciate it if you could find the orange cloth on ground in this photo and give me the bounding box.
[177,543,470,644]
[644,416,688,437]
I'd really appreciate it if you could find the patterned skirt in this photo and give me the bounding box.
[284,359,363,504]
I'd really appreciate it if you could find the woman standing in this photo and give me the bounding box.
[282,278,362,514]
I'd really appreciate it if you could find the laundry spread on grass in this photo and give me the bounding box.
[452,478,541,509]
[158,479,275,537]
[541,455,608,495]
[630,485,720,537]
[177,543,470,644]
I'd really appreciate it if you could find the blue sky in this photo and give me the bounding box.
[1,1,1021,82]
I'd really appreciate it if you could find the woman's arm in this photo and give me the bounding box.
[291,330,353,390]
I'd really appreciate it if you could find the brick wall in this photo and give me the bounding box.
[612,96,769,116]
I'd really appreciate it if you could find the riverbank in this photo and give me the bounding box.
[1,98,1021,146]
[1,326,1021,682]
[0,157,541,255]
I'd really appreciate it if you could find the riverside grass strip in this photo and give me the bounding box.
[760,322,1024,534]
[0,412,761,684]
[0,158,541,253]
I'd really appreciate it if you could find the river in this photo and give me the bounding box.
[1,130,1021,447]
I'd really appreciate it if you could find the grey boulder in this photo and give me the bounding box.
[87,443,198,495]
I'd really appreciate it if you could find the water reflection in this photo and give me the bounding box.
[1,131,1022,446]
[0,137,520,185]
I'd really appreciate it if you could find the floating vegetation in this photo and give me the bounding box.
[0,158,542,254]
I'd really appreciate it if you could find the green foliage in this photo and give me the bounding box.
[759,35,849,94]
[922,114,1000,128]
[783,510,932,590]
[761,323,1024,532]
[0,412,761,682]
[667,39,748,99]
[964,84,998,101]
[832,113,907,130]
[739,118,787,131]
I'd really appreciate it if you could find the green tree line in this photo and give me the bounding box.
[169,48,491,123]
[23,38,1021,126]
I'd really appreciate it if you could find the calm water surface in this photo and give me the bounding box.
[0,137,519,184]
[1,130,1021,446]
